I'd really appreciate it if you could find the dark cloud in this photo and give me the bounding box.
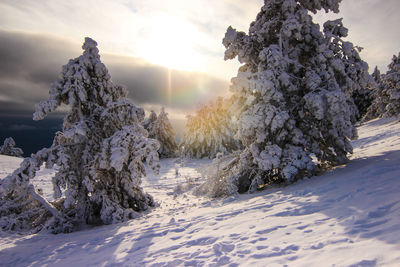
[0,100,37,117]
[104,55,169,105]
[0,116,62,157]
[8,124,37,131]
[0,30,229,153]
[0,29,229,116]
[104,55,229,110]
[0,31,79,80]
[0,30,80,116]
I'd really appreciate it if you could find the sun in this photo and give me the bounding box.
[137,13,204,72]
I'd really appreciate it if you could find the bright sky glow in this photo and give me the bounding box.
[135,12,205,72]
[0,0,263,79]
[1,0,398,78]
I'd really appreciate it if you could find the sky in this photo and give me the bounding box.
[0,0,399,155]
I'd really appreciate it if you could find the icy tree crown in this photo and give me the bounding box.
[198,0,373,196]
[33,37,127,122]
[297,0,341,13]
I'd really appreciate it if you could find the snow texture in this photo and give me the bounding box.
[0,37,160,233]
[1,118,400,266]
[216,0,375,193]
[0,137,23,158]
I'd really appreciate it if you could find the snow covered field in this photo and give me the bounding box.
[1,118,400,266]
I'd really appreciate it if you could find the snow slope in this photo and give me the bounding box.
[1,118,400,266]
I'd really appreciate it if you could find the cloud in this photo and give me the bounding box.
[8,124,37,131]
[0,30,229,130]
[103,54,228,109]
[1,0,399,76]
[0,30,80,116]
[0,116,62,156]
[0,0,265,79]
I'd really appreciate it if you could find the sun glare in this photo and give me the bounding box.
[137,13,204,72]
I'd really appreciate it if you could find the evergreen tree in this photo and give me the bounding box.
[0,137,24,158]
[143,110,158,136]
[152,108,179,158]
[362,66,383,120]
[372,66,382,84]
[181,97,241,159]
[201,0,373,196]
[364,52,400,121]
[0,38,160,233]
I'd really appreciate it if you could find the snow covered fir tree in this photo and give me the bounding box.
[0,37,160,233]
[371,66,382,84]
[144,108,178,158]
[181,97,241,159]
[0,137,24,158]
[363,52,400,121]
[143,110,158,137]
[199,0,376,196]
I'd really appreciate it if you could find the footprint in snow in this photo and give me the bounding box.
[249,237,268,244]
[251,245,300,259]
[229,233,240,239]
[255,225,286,235]
[213,242,235,256]
[215,210,242,221]
[310,242,324,250]
[185,237,218,247]
[296,224,309,230]
[347,259,377,267]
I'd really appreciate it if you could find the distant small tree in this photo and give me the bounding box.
[0,37,160,233]
[181,97,240,159]
[199,0,374,196]
[149,108,179,158]
[363,52,400,121]
[372,66,382,84]
[143,110,158,136]
[0,137,24,158]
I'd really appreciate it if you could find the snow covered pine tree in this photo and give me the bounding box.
[153,108,179,158]
[143,110,158,137]
[181,97,240,159]
[0,137,24,158]
[145,108,178,158]
[364,52,400,121]
[0,38,160,233]
[201,0,374,196]
[372,66,382,84]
